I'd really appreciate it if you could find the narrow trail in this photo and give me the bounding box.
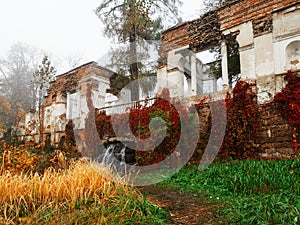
[138,186,224,225]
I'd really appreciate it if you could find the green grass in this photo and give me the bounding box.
[29,194,170,225]
[160,158,300,224]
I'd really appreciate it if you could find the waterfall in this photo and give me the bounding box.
[97,142,135,174]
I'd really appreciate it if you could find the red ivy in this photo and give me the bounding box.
[95,88,192,166]
[274,70,300,154]
[220,80,259,160]
[274,71,300,127]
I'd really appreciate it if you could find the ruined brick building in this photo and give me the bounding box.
[20,62,118,145]
[157,0,300,103]
[20,0,300,157]
[157,0,300,157]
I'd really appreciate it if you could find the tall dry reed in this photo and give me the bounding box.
[0,161,139,224]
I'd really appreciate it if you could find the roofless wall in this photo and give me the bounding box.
[158,0,300,102]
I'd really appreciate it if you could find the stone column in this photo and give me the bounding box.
[191,53,197,96]
[212,79,218,92]
[66,92,71,120]
[175,70,184,98]
[221,41,229,90]
[168,69,184,98]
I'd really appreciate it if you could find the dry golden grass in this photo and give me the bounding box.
[0,161,145,224]
[0,161,124,203]
[0,147,169,225]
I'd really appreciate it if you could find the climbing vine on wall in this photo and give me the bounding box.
[193,80,260,161]
[220,80,260,160]
[274,70,300,154]
[95,81,263,164]
[95,88,196,166]
[84,85,101,159]
[130,89,185,166]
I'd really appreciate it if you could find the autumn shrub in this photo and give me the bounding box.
[0,143,40,174]
[130,89,186,166]
[0,142,73,174]
[95,82,261,164]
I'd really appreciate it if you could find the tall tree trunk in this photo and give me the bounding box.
[129,21,140,101]
[129,32,138,81]
[39,86,44,143]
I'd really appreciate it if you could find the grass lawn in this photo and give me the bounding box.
[159,158,300,224]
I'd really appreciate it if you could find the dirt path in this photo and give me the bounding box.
[138,186,224,225]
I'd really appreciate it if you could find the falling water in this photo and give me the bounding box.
[98,142,133,174]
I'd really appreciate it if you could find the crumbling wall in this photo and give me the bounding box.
[256,74,286,103]
[218,0,297,35]
[20,62,115,146]
[159,22,192,67]
[159,10,222,67]
[160,0,299,62]
[44,62,114,106]
[188,10,222,52]
[258,102,294,158]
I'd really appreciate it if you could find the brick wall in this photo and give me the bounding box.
[159,10,221,64]
[189,10,222,52]
[257,102,294,158]
[159,22,192,66]
[44,62,114,106]
[219,0,298,33]
[159,0,298,62]
[187,96,295,164]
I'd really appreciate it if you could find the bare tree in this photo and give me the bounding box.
[33,55,56,142]
[0,94,13,131]
[65,54,83,70]
[0,43,43,127]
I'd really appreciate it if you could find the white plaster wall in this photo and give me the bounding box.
[67,92,80,119]
[254,33,275,77]
[239,48,256,79]
[43,103,67,140]
[118,88,131,105]
[167,45,189,71]
[69,73,111,129]
[273,35,300,74]
[273,6,300,39]
[44,106,53,132]
[52,103,66,117]
[229,21,254,47]
[157,67,168,94]
[286,41,300,70]
[166,46,189,98]
[273,5,300,74]
[167,70,184,98]
[256,74,287,104]
[95,81,110,108]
